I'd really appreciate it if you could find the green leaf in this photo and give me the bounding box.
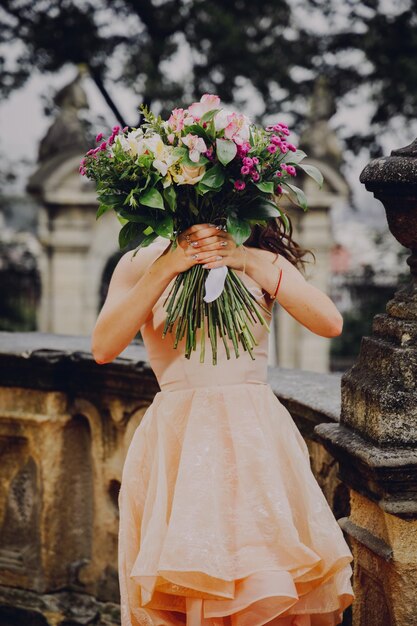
[279,210,290,232]
[284,183,309,211]
[163,185,177,212]
[249,127,255,148]
[216,138,237,166]
[153,214,174,238]
[285,149,307,164]
[239,197,279,220]
[185,124,211,144]
[138,187,165,210]
[140,232,158,248]
[196,183,214,196]
[200,108,221,124]
[298,163,324,188]
[115,212,129,226]
[118,209,151,223]
[198,163,225,189]
[254,180,275,194]
[98,193,124,206]
[96,204,112,219]
[118,222,144,249]
[226,214,252,245]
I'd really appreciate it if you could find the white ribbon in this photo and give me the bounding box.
[203,266,228,303]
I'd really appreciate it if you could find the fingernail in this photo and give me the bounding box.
[215,225,221,230]
[202,264,210,269]
[209,223,216,227]
[216,256,222,260]
[191,241,199,247]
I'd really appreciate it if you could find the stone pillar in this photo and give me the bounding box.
[316,138,417,626]
[271,75,350,372]
[27,73,121,336]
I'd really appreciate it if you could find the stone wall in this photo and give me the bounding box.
[0,331,348,625]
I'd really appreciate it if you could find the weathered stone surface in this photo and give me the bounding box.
[315,423,417,519]
[0,584,120,626]
[316,138,417,625]
[346,491,417,626]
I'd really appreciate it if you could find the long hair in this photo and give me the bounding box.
[245,215,316,271]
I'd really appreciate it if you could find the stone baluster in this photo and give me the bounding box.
[316,139,417,626]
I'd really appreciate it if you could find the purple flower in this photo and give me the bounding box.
[123,126,129,132]
[108,136,115,145]
[276,185,283,194]
[287,143,297,152]
[286,165,296,176]
[267,144,277,154]
[252,157,259,165]
[86,149,95,156]
[281,128,290,136]
[95,132,104,142]
[275,171,282,177]
[99,141,107,151]
[79,165,86,176]
[280,144,289,153]
[241,165,251,175]
[251,171,260,182]
[112,125,120,133]
[242,157,253,167]
[265,125,275,131]
[234,180,246,191]
[270,135,282,145]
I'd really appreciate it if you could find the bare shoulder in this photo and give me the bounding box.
[248,246,305,277]
[109,238,170,292]
[248,247,278,264]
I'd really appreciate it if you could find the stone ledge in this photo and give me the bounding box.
[315,422,417,519]
[0,331,158,402]
[0,332,342,432]
[0,583,120,626]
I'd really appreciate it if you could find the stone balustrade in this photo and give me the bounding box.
[316,138,417,626]
[0,331,348,626]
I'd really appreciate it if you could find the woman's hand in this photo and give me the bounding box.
[173,223,245,271]
[163,224,243,273]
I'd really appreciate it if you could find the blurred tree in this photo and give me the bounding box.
[0,0,416,149]
[310,0,417,155]
[0,0,325,126]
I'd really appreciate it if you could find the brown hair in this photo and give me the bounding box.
[245,215,316,271]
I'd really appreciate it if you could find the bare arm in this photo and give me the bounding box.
[91,244,174,364]
[91,225,231,363]
[244,248,343,338]
[190,233,343,339]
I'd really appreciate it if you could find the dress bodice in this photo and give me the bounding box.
[140,240,272,391]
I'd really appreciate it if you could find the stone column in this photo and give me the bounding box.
[316,139,417,626]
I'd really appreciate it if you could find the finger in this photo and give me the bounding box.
[187,227,223,243]
[189,233,228,249]
[202,260,225,269]
[184,249,223,262]
[197,240,229,253]
[184,223,216,235]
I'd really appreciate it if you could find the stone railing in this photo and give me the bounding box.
[0,331,347,626]
[316,138,417,626]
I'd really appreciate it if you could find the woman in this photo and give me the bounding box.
[91,218,354,626]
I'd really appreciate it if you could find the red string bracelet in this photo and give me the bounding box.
[270,266,283,300]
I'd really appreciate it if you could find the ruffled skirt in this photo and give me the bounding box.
[118,383,354,626]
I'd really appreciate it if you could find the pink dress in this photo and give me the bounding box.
[118,240,354,626]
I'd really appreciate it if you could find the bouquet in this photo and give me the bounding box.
[80,94,322,364]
